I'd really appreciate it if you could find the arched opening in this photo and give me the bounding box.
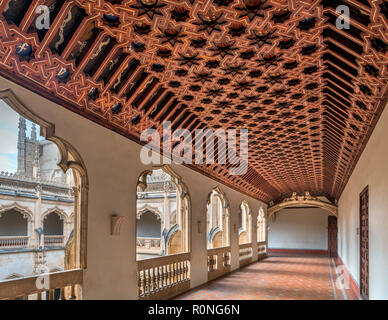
[0,209,28,236]
[136,166,190,261]
[43,212,64,236]
[257,207,266,242]
[206,187,230,249]
[43,211,65,248]
[136,166,191,299]
[238,201,252,245]
[0,90,88,298]
[136,210,162,259]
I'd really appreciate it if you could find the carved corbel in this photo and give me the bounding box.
[111,215,126,236]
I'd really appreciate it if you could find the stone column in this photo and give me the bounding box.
[32,183,42,249]
[163,190,170,231]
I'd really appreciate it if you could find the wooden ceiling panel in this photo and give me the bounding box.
[0,0,387,203]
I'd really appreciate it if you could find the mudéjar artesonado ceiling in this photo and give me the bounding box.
[0,0,387,203]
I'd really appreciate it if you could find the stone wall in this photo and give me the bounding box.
[0,76,267,299]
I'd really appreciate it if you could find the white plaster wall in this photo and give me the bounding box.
[338,102,388,300]
[0,77,267,299]
[268,208,329,250]
[0,250,65,280]
[0,252,35,280]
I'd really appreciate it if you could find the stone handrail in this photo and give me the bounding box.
[0,269,83,300]
[0,171,71,189]
[207,246,231,281]
[136,252,190,300]
[238,243,253,267]
[239,243,253,259]
[136,237,161,254]
[44,235,65,247]
[0,236,29,249]
[257,241,267,260]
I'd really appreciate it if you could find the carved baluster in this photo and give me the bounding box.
[149,268,154,294]
[172,263,176,285]
[140,271,145,296]
[175,262,179,284]
[157,266,161,291]
[153,267,157,293]
[182,261,187,280]
[60,288,65,300]
[145,269,150,296]
[37,292,42,300]
[49,289,54,300]
[136,271,141,297]
[177,262,181,284]
[169,264,174,286]
[161,265,166,289]
[170,263,175,287]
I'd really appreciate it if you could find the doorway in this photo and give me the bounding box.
[328,216,337,258]
[359,186,369,300]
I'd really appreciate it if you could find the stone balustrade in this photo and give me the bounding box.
[257,241,267,260]
[136,252,190,300]
[0,171,73,192]
[207,246,231,281]
[239,243,253,267]
[0,236,29,249]
[136,237,161,254]
[43,235,65,247]
[0,269,83,300]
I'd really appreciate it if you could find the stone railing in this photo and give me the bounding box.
[207,246,231,281]
[0,236,29,249]
[239,243,253,267]
[136,237,161,254]
[257,241,267,260]
[0,269,83,300]
[0,171,70,189]
[136,252,190,300]
[44,235,65,247]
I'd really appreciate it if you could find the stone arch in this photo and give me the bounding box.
[206,186,230,249]
[267,192,338,219]
[0,203,34,222]
[5,273,24,280]
[165,224,183,255]
[136,165,191,256]
[257,207,266,242]
[41,207,68,222]
[238,200,252,244]
[0,89,89,269]
[137,204,162,220]
[0,203,34,238]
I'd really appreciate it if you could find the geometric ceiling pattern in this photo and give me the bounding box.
[0,0,387,203]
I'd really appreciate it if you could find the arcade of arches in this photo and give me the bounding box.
[0,0,388,301]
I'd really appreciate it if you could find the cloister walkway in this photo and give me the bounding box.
[177,255,353,300]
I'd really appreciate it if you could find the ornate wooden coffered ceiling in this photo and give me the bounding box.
[0,0,387,203]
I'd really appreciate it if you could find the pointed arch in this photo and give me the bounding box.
[0,88,89,269]
[239,200,252,244]
[41,207,68,222]
[0,203,34,222]
[257,207,266,242]
[136,165,191,256]
[137,204,163,220]
[267,192,338,218]
[206,186,230,249]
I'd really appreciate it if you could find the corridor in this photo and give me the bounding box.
[178,255,352,300]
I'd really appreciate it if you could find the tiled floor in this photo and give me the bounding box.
[177,255,350,300]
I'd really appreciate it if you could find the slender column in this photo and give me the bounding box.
[163,190,170,230]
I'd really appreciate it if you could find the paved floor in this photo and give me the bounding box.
[177,255,349,300]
